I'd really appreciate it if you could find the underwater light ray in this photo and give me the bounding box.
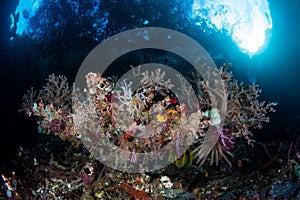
[12,0,42,35]
[192,0,272,55]
[11,0,272,56]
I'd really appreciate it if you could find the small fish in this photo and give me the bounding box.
[271,101,279,106]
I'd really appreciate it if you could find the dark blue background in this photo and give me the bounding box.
[0,0,299,167]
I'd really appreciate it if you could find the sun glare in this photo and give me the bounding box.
[192,0,272,55]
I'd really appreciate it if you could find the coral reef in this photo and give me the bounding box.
[189,64,275,166]
[2,135,300,199]
[8,64,282,198]
[19,74,80,147]
[20,65,276,167]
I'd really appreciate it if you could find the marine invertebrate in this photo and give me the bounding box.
[1,172,18,198]
[20,74,79,146]
[21,64,275,169]
[189,64,275,166]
